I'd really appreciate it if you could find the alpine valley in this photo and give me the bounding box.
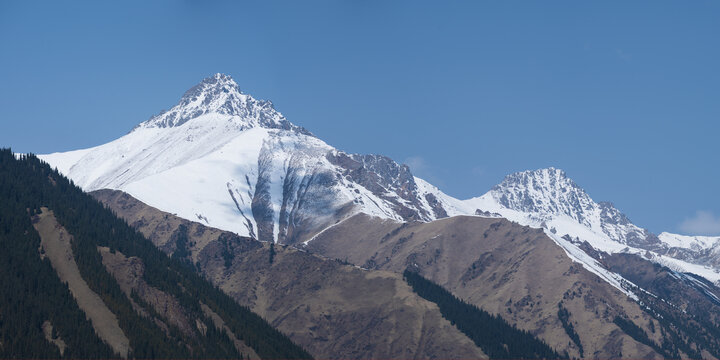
[7,73,720,359]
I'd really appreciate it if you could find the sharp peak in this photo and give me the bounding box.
[208,72,234,81]
[495,166,584,192]
[502,167,571,182]
[180,73,243,100]
[195,72,239,89]
[135,73,312,136]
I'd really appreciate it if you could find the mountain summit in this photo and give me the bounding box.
[490,167,590,219]
[483,167,654,247]
[137,73,310,135]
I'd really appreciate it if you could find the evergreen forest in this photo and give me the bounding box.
[0,148,311,359]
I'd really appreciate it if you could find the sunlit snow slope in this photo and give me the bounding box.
[41,74,448,244]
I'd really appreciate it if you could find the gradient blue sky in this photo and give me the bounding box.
[1,1,719,235]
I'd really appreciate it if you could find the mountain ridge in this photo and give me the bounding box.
[39,74,720,288]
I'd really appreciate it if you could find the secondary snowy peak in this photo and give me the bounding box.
[490,167,593,222]
[459,167,720,285]
[137,73,311,135]
[488,168,633,229]
[468,167,657,249]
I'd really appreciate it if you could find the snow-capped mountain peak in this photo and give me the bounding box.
[136,73,311,135]
[489,167,593,222]
[40,74,458,244]
[452,167,658,252]
[437,166,720,286]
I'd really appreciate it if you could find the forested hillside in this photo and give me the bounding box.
[0,148,311,359]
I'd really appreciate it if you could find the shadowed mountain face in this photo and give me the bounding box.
[91,189,488,360]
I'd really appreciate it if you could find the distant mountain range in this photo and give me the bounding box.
[40,73,720,288]
[26,73,720,358]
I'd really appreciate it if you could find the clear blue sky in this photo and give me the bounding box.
[1,1,719,235]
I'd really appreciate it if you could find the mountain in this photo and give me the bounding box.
[40,73,720,292]
[413,167,720,286]
[304,210,720,359]
[90,189,493,359]
[468,167,657,248]
[32,73,720,358]
[93,183,720,359]
[139,73,310,134]
[418,167,659,251]
[93,186,720,359]
[41,74,449,245]
[471,168,720,284]
[0,149,311,359]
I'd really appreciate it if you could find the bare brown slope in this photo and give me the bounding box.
[307,213,664,359]
[92,189,486,359]
[32,208,130,358]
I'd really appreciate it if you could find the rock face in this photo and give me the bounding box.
[327,152,435,221]
[139,73,310,134]
[477,168,656,248]
[655,232,720,269]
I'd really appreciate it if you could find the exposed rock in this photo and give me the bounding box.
[42,321,67,356]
